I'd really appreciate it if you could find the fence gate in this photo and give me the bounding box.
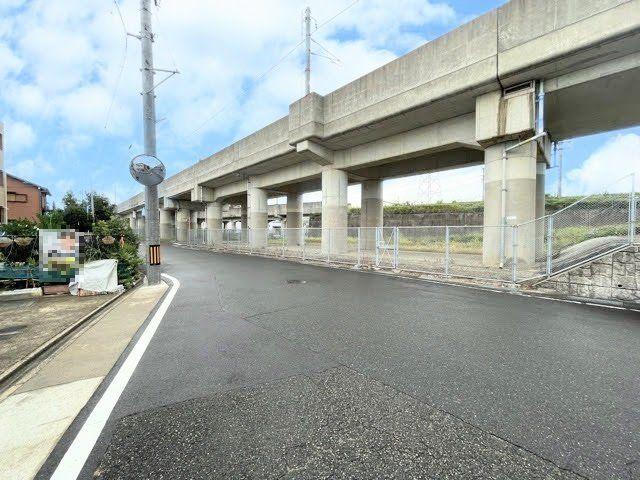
[376,227,398,268]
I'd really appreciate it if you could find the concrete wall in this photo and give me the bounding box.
[535,244,640,304]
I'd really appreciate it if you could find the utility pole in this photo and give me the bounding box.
[304,6,311,95]
[139,0,161,285]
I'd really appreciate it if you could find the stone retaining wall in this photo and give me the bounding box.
[535,244,640,304]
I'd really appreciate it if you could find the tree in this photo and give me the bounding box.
[62,191,92,231]
[37,210,65,229]
[83,192,116,223]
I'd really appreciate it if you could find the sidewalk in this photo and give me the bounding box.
[0,282,168,480]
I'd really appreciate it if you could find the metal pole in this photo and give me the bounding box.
[356,228,361,267]
[511,225,518,283]
[629,173,636,243]
[445,226,450,276]
[327,228,331,263]
[546,217,553,276]
[302,227,306,261]
[557,143,563,198]
[393,227,399,269]
[375,227,380,267]
[304,7,311,95]
[140,0,160,285]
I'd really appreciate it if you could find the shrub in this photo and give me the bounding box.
[86,216,142,288]
[3,218,38,237]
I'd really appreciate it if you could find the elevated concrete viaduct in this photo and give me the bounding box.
[118,0,640,265]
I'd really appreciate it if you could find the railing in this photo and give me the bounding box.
[166,174,637,285]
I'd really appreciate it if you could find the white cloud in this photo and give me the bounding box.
[565,133,640,195]
[8,157,54,179]
[5,120,36,153]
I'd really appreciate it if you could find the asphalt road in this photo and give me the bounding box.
[39,245,640,479]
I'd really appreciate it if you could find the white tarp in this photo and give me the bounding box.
[69,259,120,295]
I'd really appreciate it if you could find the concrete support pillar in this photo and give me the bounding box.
[176,208,189,243]
[482,141,539,266]
[205,201,223,244]
[247,180,268,248]
[321,166,348,254]
[159,208,175,241]
[360,179,383,250]
[239,199,248,230]
[129,212,136,229]
[286,193,304,245]
[137,213,146,235]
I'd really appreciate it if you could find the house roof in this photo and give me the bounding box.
[6,173,51,196]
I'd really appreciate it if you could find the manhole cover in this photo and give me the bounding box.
[0,325,27,337]
[286,279,307,284]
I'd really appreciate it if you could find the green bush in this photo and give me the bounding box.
[3,218,38,236]
[86,217,142,288]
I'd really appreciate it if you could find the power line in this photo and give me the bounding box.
[186,0,360,139]
[104,0,129,130]
[188,38,306,138]
[315,0,361,32]
[311,37,341,64]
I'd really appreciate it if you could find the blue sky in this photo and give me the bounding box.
[0,0,638,208]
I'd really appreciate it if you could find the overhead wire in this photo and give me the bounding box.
[104,0,129,130]
[185,0,361,139]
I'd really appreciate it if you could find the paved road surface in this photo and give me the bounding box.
[39,245,640,479]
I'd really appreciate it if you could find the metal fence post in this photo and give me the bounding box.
[357,227,361,267]
[546,217,553,276]
[375,227,380,267]
[393,226,399,269]
[327,228,331,263]
[511,225,518,283]
[302,227,306,261]
[445,226,450,276]
[282,228,285,257]
[629,173,636,243]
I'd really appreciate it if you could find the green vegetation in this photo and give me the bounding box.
[345,194,629,216]
[1,194,142,289]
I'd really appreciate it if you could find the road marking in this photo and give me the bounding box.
[49,273,180,480]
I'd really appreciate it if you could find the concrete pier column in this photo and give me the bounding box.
[206,201,223,244]
[137,213,146,235]
[159,208,175,241]
[360,179,383,251]
[176,208,189,243]
[482,141,539,266]
[129,212,136,229]
[286,193,304,246]
[247,179,268,248]
[321,166,348,254]
[239,198,248,230]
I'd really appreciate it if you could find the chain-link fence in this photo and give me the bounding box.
[514,174,636,282]
[167,174,636,285]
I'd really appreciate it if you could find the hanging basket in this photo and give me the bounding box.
[102,235,116,245]
[0,237,12,248]
[14,237,34,247]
